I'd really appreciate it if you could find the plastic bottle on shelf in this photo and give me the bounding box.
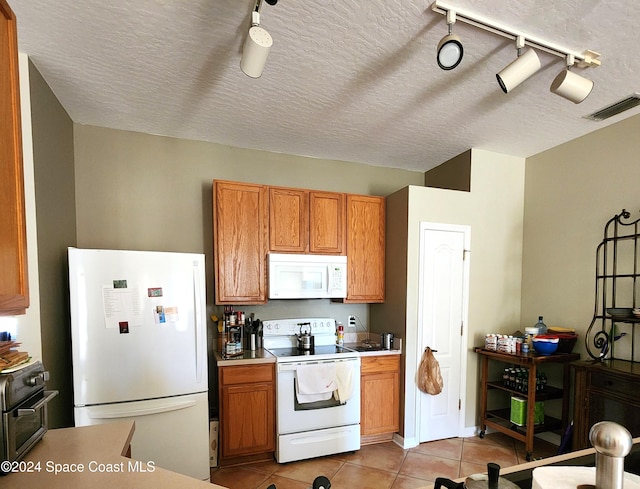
[336,322,344,346]
[535,316,548,335]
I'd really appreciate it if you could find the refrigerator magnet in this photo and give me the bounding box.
[154,305,166,324]
[148,287,163,297]
[119,321,129,334]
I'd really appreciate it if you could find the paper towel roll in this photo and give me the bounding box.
[532,466,640,489]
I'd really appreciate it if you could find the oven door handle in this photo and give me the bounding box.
[278,357,360,371]
[17,390,59,416]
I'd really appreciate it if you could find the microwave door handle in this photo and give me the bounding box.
[327,266,333,293]
[17,390,59,416]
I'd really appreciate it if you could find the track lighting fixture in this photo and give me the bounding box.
[496,36,541,93]
[240,0,277,78]
[550,54,594,104]
[437,10,463,70]
[432,1,600,102]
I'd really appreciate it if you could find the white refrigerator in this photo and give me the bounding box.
[68,247,209,480]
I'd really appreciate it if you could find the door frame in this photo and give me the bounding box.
[414,221,470,442]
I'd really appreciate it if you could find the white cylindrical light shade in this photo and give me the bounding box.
[550,69,594,103]
[496,48,541,93]
[240,26,273,78]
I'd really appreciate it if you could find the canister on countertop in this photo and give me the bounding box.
[381,332,394,350]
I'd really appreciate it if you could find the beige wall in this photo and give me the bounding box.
[521,113,640,360]
[424,149,471,191]
[29,59,76,428]
[372,149,526,445]
[73,124,423,251]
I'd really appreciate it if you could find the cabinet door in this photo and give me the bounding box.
[269,187,309,252]
[213,181,268,304]
[346,195,385,302]
[0,1,29,315]
[361,371,399,435]
[220,382,275,458]
[309,191,345,254]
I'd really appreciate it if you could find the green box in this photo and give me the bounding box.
[510,396,544,426]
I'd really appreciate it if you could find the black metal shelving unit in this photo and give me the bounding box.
[586,209,640,361]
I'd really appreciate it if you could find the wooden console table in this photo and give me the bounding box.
[475,348,580,461]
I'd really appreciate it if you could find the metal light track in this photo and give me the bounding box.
[431,1,601,68]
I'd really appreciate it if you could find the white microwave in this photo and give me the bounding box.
[268,253,347,299]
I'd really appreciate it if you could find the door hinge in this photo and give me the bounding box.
[458,399,461,410]
[460,321,464,336]
[463,249,470,260]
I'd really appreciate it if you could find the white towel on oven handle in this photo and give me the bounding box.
[295,363,337,404]
[333,361,354,403]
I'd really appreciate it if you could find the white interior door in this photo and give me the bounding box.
[418,222,469,443]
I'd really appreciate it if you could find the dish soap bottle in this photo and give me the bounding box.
[535,316,547,335]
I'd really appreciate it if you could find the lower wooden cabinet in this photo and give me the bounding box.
[218,363,275,464]
[572,359,640,450]
[360,354,400,443]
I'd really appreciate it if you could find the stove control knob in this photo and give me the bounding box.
[27,371,48,386]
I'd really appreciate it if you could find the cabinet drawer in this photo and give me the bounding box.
[361,355,400,374]
[220,364,274,385]
[590,371,638,398]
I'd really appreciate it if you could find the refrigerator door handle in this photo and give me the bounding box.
[193,265,204,384]
[88,398,197,419]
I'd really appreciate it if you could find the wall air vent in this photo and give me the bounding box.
[583,93,640,121]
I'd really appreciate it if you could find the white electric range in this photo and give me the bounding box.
[262,318,361,463]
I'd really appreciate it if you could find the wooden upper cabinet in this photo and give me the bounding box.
[309,191,345,254]
[0,0,29,316]
[213,180,268,304]
[269,187,345,255]
[269,187,309,253]
[346,195,385,303]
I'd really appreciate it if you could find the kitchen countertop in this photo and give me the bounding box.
[213,348,276,366]
[213,346,401,365]
[2,421,227,489]
[346,345,402,356]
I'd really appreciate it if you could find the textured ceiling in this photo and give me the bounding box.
[8,0,640,172]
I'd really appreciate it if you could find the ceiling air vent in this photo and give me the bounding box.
[584,93,640,121]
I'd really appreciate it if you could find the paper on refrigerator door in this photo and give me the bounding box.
[102,284,143,329]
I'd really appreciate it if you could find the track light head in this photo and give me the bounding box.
[437,9,463,71]
[437,34,463,70]
[496,38,540,93]
[240,25,273,78]
[240,0,274,78]
[550,55,594,103]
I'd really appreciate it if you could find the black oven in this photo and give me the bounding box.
[1,361,58,472]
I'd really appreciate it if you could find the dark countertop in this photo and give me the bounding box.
[213,348,276,366]
[344,343,402,356]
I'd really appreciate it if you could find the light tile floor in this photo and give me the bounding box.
[210,433,559,489]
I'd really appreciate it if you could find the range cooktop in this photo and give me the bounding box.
[267,345,357,358]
